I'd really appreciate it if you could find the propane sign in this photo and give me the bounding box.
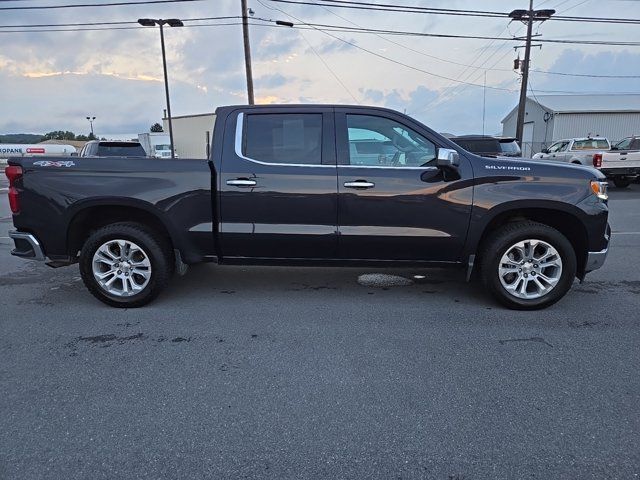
[0,144,77,156]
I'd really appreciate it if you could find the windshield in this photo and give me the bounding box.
[614,138,631,150]
[97,143,147,157]
[498,140,521,155]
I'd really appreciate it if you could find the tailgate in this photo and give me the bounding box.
[603,151,640,168]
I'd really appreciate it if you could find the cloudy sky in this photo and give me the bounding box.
[1,0,639,138]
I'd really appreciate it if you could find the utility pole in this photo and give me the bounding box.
[515,0,534,146]
[241,0,255,105]
[510,3,555,147]
[482,71,486,136]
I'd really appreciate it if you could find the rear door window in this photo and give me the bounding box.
[243,114,322,165]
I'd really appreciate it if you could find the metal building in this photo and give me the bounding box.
[163,112,216,159]
[501,94,640,157]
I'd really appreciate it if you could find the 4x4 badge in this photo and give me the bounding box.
[33,161,75,168]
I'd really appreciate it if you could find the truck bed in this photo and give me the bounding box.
[8,156,215,264]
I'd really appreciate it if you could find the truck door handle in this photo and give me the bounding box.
[226,178,257,187]
[344,180,375,189]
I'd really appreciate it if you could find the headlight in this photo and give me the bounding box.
[590,180,608,201]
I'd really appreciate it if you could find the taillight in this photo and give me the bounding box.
[593,153,602,168]
[5,165,22,214]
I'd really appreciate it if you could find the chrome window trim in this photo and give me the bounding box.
[234,112,333,168]
[339,165,439,171]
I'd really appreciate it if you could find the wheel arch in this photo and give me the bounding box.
[469,203,589,276]
[66,199,183,260]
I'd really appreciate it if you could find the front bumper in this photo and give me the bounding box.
[585,224,610,272]
[9,231,46,261]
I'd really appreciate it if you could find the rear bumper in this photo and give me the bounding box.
[585,224,610,272]
[601,167,640,176]
[9,231,46,261]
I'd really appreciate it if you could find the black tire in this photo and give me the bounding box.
[479,221,577,310]
[613,178,631,188]
[79,222,173,308]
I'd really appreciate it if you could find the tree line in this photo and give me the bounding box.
[0,124,163,144]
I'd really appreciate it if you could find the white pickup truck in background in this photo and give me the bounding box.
[592,136,640,188]
[532,137,611,165]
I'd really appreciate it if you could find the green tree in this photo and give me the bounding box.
[42,131,76,141]
[150,123,164,133]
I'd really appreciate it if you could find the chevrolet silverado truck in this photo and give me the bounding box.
[6,105,610,310]
[592,136,640,188]
[532,137,611,165]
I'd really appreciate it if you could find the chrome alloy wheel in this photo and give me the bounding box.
[92,239,152,297]
[498,239,563,300]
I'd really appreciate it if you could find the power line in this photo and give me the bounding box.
[269,0,640,25]
[269,0,507,18]
[0,16,240,28]
[286,1,640,80]
[2,12,639,47]
[0,22,245,33]
[0,0,208,10]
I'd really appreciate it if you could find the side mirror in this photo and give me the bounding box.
[541,148,549,154]
[436,148,460,168]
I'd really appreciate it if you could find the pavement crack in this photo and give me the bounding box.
[498,337,553,347]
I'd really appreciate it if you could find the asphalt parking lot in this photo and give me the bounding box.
[0,175,638,479]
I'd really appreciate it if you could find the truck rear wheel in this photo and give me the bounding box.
[79,222,172,308]
[613,177,631,188]
[479,222,577,310]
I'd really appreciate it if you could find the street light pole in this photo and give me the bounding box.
[241,0,254,105]
[86,116,96,138]
[138,18,183,159]
[158,22,176,159]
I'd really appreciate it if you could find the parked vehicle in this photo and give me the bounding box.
[592,136,640,188]
[138,132,174,159]
[6,105,610,310]
[0,144,77,157]
[449,135,521,158]
[532,137,611,165]
[79,140,147,157]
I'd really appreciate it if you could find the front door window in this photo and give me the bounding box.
[346,114,436,168]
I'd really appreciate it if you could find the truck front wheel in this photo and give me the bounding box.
[480,222,577,310]
[79,222,172,308]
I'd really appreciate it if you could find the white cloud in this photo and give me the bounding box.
[0,0,639,135]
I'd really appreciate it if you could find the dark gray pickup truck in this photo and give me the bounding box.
[6,104,610,309]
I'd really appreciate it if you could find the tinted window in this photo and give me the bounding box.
[96,143,147,157]
[463,139,499,154]
[244,114,322,165]
[346,114,436,167]
[572,139,609,150]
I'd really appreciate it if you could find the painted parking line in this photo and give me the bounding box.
[613,232,640,235]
